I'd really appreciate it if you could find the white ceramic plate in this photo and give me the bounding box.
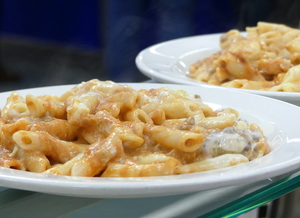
[136,33,300,107]
[0,83,300,198]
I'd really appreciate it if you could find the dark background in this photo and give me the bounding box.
[0,0,299,91]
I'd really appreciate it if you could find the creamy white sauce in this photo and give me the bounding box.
[202,123,262,158]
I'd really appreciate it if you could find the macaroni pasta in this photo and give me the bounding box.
[189,22,300,92]
[0,79,270,177]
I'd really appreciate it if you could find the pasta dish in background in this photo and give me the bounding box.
[188,22,300,92]
[0,79,270,177]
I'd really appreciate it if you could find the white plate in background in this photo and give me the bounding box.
[136,33,300,106]
[0,83,299,198]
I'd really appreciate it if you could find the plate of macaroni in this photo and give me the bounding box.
[136,22,300,107]
[0,79,299,198]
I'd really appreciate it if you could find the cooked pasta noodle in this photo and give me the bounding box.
[188,22,300,92]
[0,79,270,177]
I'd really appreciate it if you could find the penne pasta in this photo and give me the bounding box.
[1,92,30,122]
[13,130,86,163]
[146,125,206,152]
[102,158,180,177]
[26,94,66,119]
[0,146,24,170]
[28,118,79,141]
[70,133,123,177]
[175,154,249,174]
[188,22,300,92]
[16,148,50,173]
[0,79,270,178]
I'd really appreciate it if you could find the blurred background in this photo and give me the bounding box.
[0,0,299,92]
